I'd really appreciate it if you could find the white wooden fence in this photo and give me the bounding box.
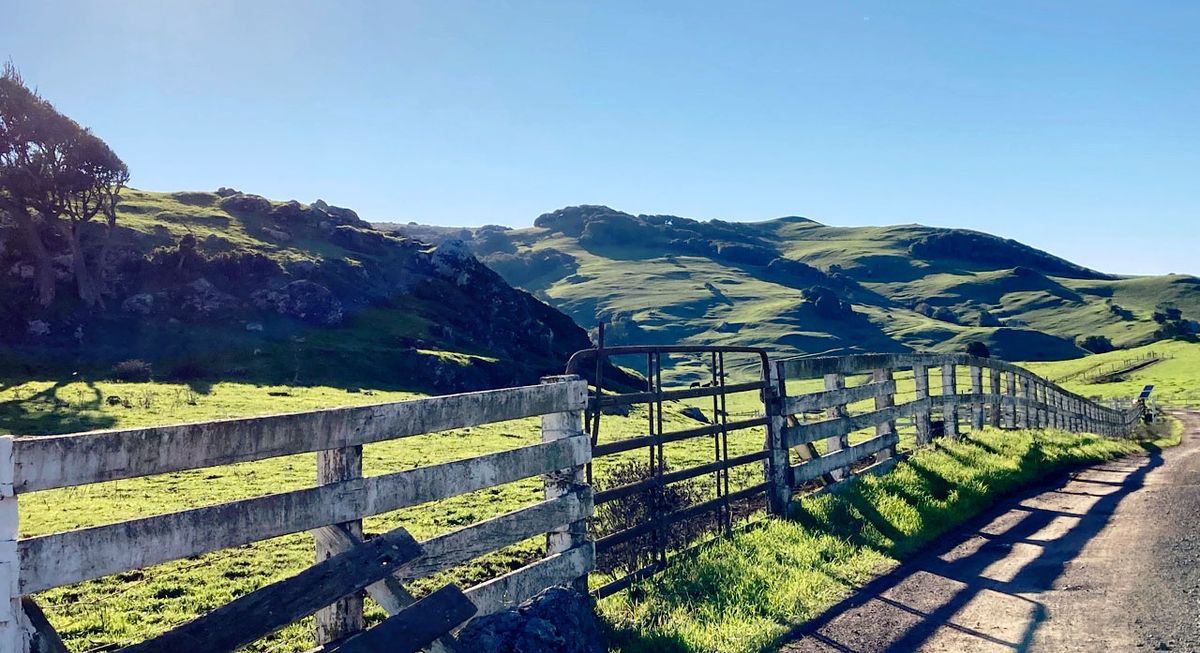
[0,375,592,653]
[0,353,1147,652]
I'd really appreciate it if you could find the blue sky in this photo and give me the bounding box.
[3,1,1196,275]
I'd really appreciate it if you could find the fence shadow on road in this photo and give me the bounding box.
[779,443,1166,653]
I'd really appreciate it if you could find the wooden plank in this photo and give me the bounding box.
[119,526,423,653]
[781,380,897,415]
[314,445,365,644]
[599,380,766,407]
[942,364,959,439]
[312,524,456,653]
[320,585,476,653]
[466,544,595,617]
[782,405,903,448]
[790,433,900,486]
[872,368,897,462]
[822,373,850,481]
[540,376,588,593]
[21,598,68,653]
[765,363,792,516]
[14,380,587,493]
[778,352,1025,380]
[913,363,932,445]
[316,491,592,597]
[20,435,591,594]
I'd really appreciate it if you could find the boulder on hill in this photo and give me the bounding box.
[251,280,343,326]
[217,192,272,215]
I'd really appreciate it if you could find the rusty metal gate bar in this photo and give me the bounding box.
[565,344,774,599]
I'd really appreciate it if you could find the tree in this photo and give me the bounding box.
[965,341,990,358]
[1077,335,1115,354]
[0,62,129,307]
[977,309,1002,327]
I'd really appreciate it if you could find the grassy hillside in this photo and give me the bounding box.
[0,190,613,393]
[382,206,1200,367]
[1026,339,1200,405]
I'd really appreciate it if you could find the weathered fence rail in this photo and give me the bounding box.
[0,351,1146,652]
[767,352,1144,510]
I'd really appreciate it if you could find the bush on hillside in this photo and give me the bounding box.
[932,306,960,324]
[965,341,991,358]
[977,310,1002,327]
[1077,335,1115,354]
[802,286,855,320]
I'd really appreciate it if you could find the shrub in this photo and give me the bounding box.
[932,306,959,324]
[1077,335,1115,354]
[112,359,152,382]
[592,460,711,575]
[965,341,991,358]
[977,310,1002,327]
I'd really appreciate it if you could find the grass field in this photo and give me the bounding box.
[601,422,1182,653]
[1027,339,1200,405]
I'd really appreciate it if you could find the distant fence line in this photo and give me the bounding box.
[0,352,1145,652]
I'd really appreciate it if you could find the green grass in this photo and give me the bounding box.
[1027,339,1200,404]
[600,425,1178,653]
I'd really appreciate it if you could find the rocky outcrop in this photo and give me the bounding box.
[217,192,272,215]
[455,587,606,653]
[251,280,343,326]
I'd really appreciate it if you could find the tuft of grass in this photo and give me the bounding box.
[601,426,1177,653]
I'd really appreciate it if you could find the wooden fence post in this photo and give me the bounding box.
[969,366,985,431]
[823,374,850,479]
[540,375,590,593]
[1005,372,1018,428]
[1019,375,1034,429]
[0,436,27,653]
[873,368,897,460]
[914,364,932,445]
[314,444,365,644]
[765,363,792,515]
[1032,381,1041,427]
[988,368,1003,428]
[941,364,959,439]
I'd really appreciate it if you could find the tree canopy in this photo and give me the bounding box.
[0,62,129,307]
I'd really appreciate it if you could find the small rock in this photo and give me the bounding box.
[122,293,155,315]
[27,320,50,337]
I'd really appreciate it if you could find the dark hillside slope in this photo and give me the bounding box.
[0,190,620,391]
[380,206,1199,363]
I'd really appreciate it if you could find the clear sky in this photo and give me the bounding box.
[3,1,1196,275]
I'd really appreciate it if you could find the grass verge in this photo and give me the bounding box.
[601,424,1180,653]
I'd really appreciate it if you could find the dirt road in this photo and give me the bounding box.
[780,412,1200,653]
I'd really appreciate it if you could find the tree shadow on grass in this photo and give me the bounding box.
[0,379,118,435]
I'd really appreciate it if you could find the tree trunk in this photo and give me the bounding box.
[66,224,102,308]
[13,210,56,307]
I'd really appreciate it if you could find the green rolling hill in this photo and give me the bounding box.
[381,205,1200,364]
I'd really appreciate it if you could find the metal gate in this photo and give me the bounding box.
[564,341,775,598]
